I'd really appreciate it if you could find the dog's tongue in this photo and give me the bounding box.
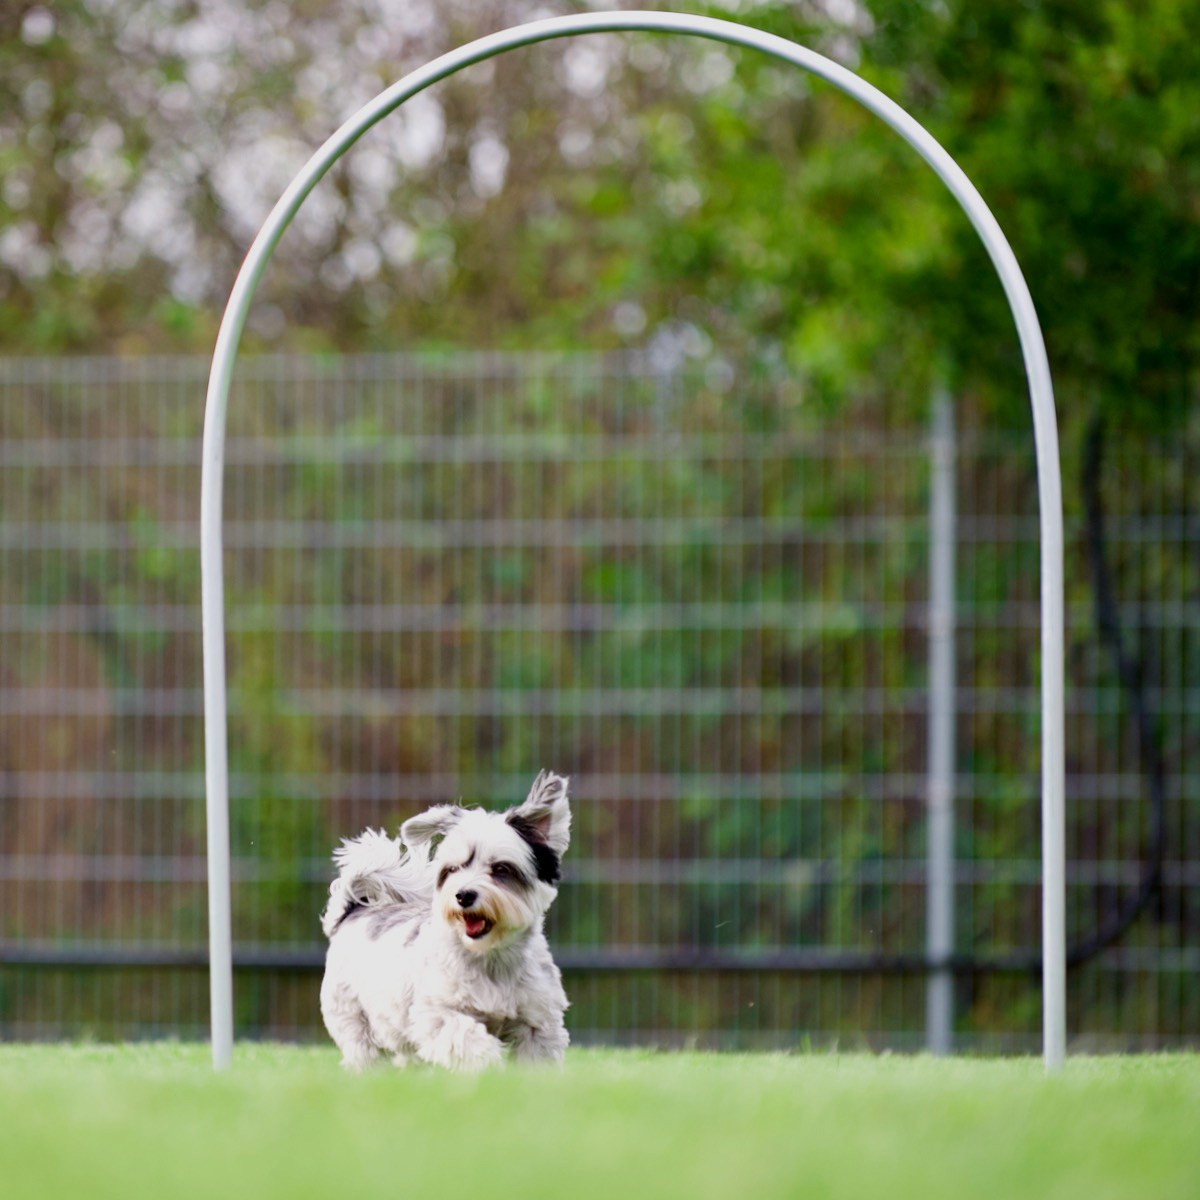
[464,914,488,938]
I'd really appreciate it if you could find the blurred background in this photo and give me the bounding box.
[0,0,1196,1051]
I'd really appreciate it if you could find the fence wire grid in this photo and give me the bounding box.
[0,353,1196,1052]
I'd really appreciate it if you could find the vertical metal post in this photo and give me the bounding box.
[926,387,956,1054]
[202,338,235,1071]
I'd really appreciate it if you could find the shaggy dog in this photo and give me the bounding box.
[320,771,570,1071]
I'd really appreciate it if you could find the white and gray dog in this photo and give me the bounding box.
[320,770,570,1071]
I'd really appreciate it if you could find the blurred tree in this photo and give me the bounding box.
[1,0,1196,433]
[862,0,1200,429]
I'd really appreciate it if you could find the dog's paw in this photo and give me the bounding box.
[339,1046,377,1073]
[509,1021,568,1066]
[453,1034,505,1072]
[417,1013,505,1072]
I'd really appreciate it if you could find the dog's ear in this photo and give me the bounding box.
[507,770,570,858]
[400,804,464,858]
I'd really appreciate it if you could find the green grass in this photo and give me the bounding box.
[1,1044,1197,1199]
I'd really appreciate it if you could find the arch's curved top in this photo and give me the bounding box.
[200,10,1064,1070]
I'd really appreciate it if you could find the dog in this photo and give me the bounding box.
[319,770,571,1071]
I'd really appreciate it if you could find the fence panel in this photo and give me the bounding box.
[0,354,1195,1050]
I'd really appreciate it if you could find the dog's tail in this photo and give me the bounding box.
[320,828,433,938]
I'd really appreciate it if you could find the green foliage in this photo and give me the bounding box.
[4,1,1196,439]
[864,0,1200,428]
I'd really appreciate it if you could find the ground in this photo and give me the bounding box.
[0,1044,1196,1199]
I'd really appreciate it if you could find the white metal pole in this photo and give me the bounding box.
[200,9,1066,1069]
[926,387,956,1055]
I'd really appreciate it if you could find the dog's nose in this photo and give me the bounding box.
[455,889,477,909]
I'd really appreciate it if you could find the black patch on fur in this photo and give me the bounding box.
[490,861,532,890]
[332,900,367,934]
[334,899,423,941]
[505,814,561,884]
[366,904,421,941]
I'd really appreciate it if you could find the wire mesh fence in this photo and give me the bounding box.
[0,353,1195,1051]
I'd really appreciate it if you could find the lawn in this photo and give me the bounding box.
[1,1044,1197,1199]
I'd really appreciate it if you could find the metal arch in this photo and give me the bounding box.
[200,10,1066,1071]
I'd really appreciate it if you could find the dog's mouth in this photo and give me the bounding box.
[462,913,494,940]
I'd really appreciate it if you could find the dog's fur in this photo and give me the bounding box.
[320,771,570,1071]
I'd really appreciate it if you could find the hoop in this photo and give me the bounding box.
[200,10,1065,1070]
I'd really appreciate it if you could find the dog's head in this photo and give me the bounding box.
[400,771,570,954]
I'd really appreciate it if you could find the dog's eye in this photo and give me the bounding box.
[437,864,458,890]
[491,862,517,881]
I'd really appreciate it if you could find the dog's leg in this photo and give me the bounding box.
[507,1020,568,1066]
[339,1038,380,1072]
[321,980,380,1071]
[410,1005,505,1072]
